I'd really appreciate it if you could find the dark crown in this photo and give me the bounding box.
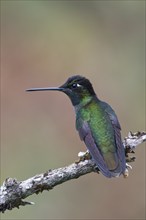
[66,75,96,95]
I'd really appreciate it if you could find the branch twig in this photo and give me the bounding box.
[0,131,146,213]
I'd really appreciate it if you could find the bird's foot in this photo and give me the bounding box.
[75,150,91,164]
[94,166,100,174]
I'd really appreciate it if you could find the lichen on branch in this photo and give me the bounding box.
[0,131,145,213]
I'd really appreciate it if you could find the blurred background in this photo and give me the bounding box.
[1,1,145,219]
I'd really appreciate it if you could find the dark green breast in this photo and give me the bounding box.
[75,97,126,177]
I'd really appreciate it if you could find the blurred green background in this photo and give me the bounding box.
[1,1,145,219]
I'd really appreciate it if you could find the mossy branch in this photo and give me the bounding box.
[0,131,146,213]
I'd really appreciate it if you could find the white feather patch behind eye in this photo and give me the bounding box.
[77,83,81,87]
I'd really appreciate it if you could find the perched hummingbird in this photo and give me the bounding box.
[26,75,126,178]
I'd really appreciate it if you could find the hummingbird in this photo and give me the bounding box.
[26,75,126,178]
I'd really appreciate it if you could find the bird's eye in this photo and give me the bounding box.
[72,83,81,89]
[72,83,77,88]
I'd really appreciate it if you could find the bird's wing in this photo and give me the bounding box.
[76,116,113,177]
[76,102,126,177]
[103,102,126,171]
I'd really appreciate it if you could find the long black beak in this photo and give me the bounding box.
[26,87,64,92]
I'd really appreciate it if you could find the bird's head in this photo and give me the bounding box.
[26,75,96,106]
[59,75,96,105]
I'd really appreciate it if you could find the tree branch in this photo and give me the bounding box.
[0,131,146,213]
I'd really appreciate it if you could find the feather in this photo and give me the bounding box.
[76,101,126,178]
[76,117,113,177]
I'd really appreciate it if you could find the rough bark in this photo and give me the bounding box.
[0,131,146,213]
